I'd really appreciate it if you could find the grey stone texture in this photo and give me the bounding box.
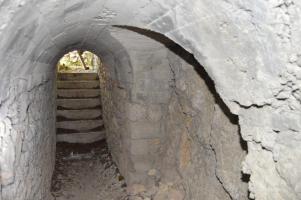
[57,98,101,109]
[56,131,106,144]
[156,49,248,200]
[56,71,105,144]
[0,0,300,200]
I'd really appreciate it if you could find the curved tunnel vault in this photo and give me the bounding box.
[1,1,301,200]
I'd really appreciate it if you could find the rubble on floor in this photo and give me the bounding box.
[51,140,127,200]
[51,140,185,200]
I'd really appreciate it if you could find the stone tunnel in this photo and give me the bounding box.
[0,0,300,200]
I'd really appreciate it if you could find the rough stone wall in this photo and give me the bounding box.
[98,28,173,186]
[98,60,131,181]
[156,49,248,200]
[0,70,56,200]
[98,30,249,200]
[143,2,301,198]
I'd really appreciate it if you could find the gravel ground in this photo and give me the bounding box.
[51,140,128,200]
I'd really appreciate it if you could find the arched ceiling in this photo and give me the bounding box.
[0,0,289,114]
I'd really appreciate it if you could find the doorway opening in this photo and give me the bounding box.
[51,50,127,199]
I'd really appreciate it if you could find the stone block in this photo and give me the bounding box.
[127,102,147,121]
[130,139,149,155]
[127,171,149,186]
[127,183,146,195]
[147,104,163,122]
[132,155,152,172]
[129,121,161,139]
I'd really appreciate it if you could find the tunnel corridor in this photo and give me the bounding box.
[52,53,128,199]
[49,44,249,200]
[1,1,301,200]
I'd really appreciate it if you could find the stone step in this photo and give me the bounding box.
[57,131,106,144]
[56,119,103,132]
[57,80,99,89]
[57,109,102,120]
[58,73,98,81]
[57,98,101,109]
[57,89,100,98]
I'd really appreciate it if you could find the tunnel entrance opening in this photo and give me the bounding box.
[56,50,100,73]
[56,50,104,143]
[76,27,250,199]
[51,50,127,199]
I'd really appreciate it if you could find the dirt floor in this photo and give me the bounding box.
[51,140,128,200]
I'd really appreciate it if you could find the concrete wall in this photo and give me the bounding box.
[0,0,300,200]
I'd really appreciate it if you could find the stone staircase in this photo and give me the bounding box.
[56,72,105,143]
